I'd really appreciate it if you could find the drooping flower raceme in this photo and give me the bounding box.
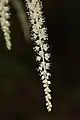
[25,0,52,112]
[0,0,11,50]
[0,0,52,112]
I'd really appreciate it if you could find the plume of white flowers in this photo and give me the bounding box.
[0,0,11,50]
[0,0,52,112]
[24,0,52,112]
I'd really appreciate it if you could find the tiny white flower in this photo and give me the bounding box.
[47,81,51,85]
[46,74,51,80]
[45,90,51,95]
[43,44,49,51]
[47,93,52,99]
[45,63,50,69]
[39,50,44,56]
[36,56,41,61]
[41,61,45,67]
[45,95,48,99]
[44,86,50,92]
[40,69,47,75]
[33,34,37,40]
[46,103,49,106]
[43,80,47,83]
[30,19,34,24]
[2,26,9,32]
[47,72,51,77]
[48,108,51,112]
[45,98,48,102]
[50,104,52,108]
[39,17,43,26]
[36,39,42,45]
[45,91,48,94]
[33,46,40,51]
[45,53,50,61]
[43,83,47,88]
[5,20,10,26]
[6,40,11,50]
[41,75,45,80]
[32,25,38,33]
[4,6,9,12]
[38,66,42,71]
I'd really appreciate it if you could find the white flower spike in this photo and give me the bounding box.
[25,0,52,112]
[0,0,52,112]
[0,0,12,50]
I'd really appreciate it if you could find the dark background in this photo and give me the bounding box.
[0,0,80,119]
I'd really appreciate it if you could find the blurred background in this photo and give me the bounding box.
[0,0,80,119]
